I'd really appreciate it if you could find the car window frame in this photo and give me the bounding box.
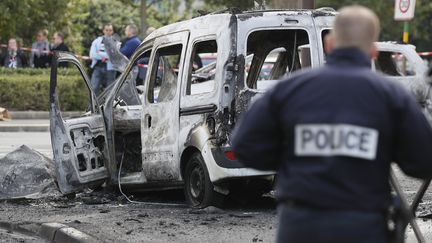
[185,37,219,97]
[243,27,314,91]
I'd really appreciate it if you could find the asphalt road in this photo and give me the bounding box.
[0,132,431,242]
[0,227,43,243]
[0,132,52,158]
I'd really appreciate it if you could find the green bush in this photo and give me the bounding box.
[0,67,90,111]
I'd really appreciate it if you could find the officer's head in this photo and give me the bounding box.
[325,5,380,58]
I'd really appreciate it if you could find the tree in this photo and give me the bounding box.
[78,0,140,53]
[269,0,302,8]
[146,0,191,29]
[203,0,254,9]
[316,0,432,51]
[0,0,70,46]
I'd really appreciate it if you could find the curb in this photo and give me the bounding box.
[40,222,100,243]
[0,124,49,132]
[0,221,100,243]
[8,111,81,120]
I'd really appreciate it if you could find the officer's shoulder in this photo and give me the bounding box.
[363,70,412,98]
[273,67,325,90]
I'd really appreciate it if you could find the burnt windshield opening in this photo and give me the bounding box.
[148,44,182,104]
[246,29,310,90]
[114,50,152,108]
[375,51,416,76]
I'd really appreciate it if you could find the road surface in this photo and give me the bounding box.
[0,132,52,158]
[0,132,431,242]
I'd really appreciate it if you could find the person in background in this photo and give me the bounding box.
[0,38,28,68]
[30,29,51,68]
[89,24,116,94]
[51,32,69,53]
[120,24,141,59]
[146,26,156,37]
[51,32,70,68]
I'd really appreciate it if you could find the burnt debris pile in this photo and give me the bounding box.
[0,145,58,199]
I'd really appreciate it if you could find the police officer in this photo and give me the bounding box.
[232,6,432,243]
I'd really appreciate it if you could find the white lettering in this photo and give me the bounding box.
[295,124,378,160]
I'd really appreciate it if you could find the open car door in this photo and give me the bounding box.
[50,52,110,194]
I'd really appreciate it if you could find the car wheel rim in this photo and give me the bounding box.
[189,163,204,203]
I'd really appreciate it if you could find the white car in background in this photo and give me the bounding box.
[373,42,432,124]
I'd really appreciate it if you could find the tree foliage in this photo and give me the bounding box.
[146,0,193,28]
[0,0,69,46]
[316,0,432,51]
[203,0,254,9]
[79,0,140,53]
[0,0,431,54]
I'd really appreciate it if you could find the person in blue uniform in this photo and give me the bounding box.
[232,6,432,243]
[120,24,141,59]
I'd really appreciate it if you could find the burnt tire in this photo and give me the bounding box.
[184,152,224,208]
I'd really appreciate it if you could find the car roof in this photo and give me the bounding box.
[144,8,337,42]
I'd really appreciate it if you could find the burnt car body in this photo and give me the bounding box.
[50,8,337,207]
[49,8,430,207]
[373,42,431,113]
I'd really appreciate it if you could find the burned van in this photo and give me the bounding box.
[50,8,339,207]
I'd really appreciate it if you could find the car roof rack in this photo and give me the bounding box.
[195,7,243,17]
[315,7,336,12]
[194,6,336,18]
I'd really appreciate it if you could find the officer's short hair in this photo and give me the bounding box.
[127,24,138,35]
[332,5,380,53]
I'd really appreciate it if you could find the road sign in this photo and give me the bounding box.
[394,0,416,21]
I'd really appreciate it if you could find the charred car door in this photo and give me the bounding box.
[141,31,189,181]
[50,52,110,194]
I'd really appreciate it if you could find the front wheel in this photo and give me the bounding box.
[184,152,224,208]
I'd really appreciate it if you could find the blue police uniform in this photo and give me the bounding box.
[232,48,432,243]
[120,36,141,59]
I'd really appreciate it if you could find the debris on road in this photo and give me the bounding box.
[418,212,432,219]
[0,107,11,121]
[0,145,58,200]
[188,206,225,215]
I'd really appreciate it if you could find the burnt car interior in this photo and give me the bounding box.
[246,29,310,89]
[112,50,152,175]
[113,44,184,176]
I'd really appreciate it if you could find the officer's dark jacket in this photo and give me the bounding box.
[232,48,432,212]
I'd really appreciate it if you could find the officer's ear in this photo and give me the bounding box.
[369,44,378,60]
[324,33,334,55]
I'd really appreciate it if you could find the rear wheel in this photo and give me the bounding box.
[184,152,223,208]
